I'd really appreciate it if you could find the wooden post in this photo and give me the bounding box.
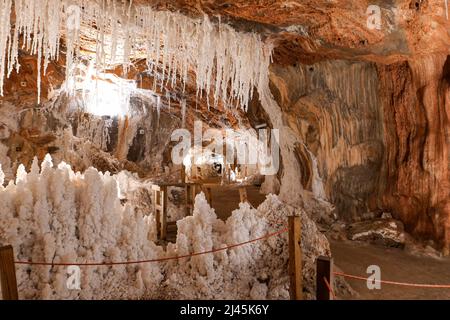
[0,245,18,300]
[193,184,201,202]
[160,186,168,240]
[180,164,186,184]
[152,185,162,239]
[288,216,302,300]
[203,187,213,207]
[185,183,201,216]
[152,185,168,240]
[316,256,334,300]
[185,184,193,216]
[239,186,248,203]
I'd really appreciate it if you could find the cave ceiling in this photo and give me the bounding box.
[135,0,450,64]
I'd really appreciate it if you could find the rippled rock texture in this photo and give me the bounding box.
[266,53,449,251]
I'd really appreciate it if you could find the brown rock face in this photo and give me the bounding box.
[378,55,449,249]
[268,60,384,218]
[265,53,449,249]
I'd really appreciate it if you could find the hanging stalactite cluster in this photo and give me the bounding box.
[0,0,273,109]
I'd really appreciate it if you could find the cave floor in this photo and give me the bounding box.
[330,240,450,300]
[169,185,450,300]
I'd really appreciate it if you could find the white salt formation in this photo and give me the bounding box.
[0,0,272,110]
[0,155,329,299]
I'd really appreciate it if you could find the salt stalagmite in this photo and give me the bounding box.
[0,155,330,299]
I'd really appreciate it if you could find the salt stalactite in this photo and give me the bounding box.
[446,0,449,19]
[165,91,170,111]
[156,95,161,122]
[181,98,186,128]
[305,147,327,200]
[0,0,12,97]
[0,0,272,111]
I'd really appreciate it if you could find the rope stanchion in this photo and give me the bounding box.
[14,224,288,267]
[316,256,333,300]
[288,216,302,300]
[0,246,18,300]
[334,271,450,289]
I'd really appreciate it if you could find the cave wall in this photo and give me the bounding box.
[269,60,384,220]
[267,54,449,249]
[378,54,450,249]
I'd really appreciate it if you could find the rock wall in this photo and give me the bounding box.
[378,54,449,251]
[266,54,449,250]
[268,60,383,218]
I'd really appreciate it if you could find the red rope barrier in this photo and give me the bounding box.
[334,271,450,288]
[323,276,336,299]
[14,226,288,267]
[13,218,450,291]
